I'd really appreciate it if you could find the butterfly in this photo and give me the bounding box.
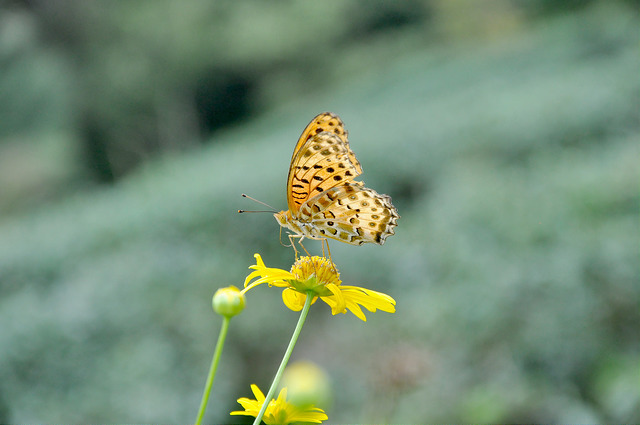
[274,112,399,249]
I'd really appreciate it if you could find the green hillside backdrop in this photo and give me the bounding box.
[0,1,638,423]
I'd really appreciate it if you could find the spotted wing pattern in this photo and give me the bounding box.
[298,182,399,245]
[286,112,362,214]
[278,112,398,246]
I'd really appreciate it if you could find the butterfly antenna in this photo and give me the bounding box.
[238,194,277,213]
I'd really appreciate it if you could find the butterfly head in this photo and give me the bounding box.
[275,209,308,238]
[274,209,295,230]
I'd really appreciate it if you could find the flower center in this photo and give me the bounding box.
[289,256,341,292]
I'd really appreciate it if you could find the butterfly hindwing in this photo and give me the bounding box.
[299,182,399,245]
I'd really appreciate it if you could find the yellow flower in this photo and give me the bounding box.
[243,254,396,321]
[230,384,328,424]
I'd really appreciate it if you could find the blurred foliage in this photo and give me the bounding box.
[3,0,632,211]
[0,0,639,423]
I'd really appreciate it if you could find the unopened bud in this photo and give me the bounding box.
[212,286,245,317]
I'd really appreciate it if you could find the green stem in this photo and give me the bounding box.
[253,292,314,425]
[194,316,230,425]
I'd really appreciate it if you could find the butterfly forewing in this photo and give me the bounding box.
[287,113,363,212]
[288,132,363,212]
[291,112,349,158]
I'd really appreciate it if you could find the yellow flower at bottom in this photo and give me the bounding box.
[243,254,396,321]
[230,384,328,424]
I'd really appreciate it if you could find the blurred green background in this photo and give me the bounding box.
[0,0,638,423]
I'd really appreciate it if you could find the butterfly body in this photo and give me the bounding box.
[275,112,398,246]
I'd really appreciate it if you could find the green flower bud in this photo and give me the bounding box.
[213,286,245,317]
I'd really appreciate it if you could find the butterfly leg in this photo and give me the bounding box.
[287,234,311,259]
[321,239,333,262]
[282,231,301,258]
[297,236,312,258]
[286,234,301,259]
[322,239,338,273]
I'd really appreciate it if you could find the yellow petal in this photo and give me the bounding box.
[324,283,346,314]
[283,289,318,311]
[282,288,305,311]
[341,286,396,313]
[250,383,266,402]
[344,300,367,321]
